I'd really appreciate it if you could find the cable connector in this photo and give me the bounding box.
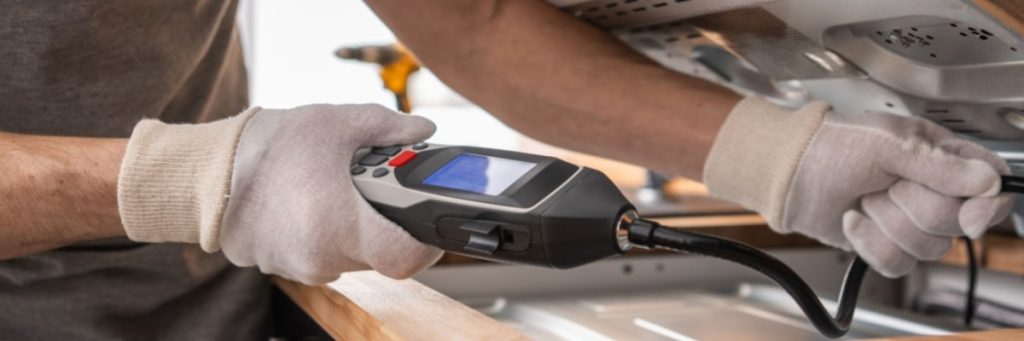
[625,218,659,249]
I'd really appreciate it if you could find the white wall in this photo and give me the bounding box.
[246,0,523,150]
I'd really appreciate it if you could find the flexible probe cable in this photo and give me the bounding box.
[1001,175,1024,193]
[623,176,1022,337]
[627,218,867,338]
[961,236,978,326]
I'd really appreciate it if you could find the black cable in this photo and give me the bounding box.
[620,177,1018,337]
[1000,175,1024,194]
[962,236,977,326]
[628,218,868,339]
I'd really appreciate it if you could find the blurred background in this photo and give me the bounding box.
[238,0,661,190]
[243,1,517,146]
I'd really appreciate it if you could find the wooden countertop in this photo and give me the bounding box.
[940,233,1024,276]
[872,328,1024,340]
[273,272,527,340]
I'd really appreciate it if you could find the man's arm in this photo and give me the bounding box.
[0,132,126,260]
[365,0,741,180]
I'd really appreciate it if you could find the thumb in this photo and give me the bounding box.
[352,104,436,147]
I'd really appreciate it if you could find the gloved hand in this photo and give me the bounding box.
[704,97,1013,278]
[118,104,442,284]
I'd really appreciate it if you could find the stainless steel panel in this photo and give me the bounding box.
[420,251,963,340]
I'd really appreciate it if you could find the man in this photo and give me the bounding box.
[0,0,1011,338]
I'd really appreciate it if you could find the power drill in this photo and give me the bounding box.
[335,43,420,113]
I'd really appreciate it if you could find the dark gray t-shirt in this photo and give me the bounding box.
[0,0,268,339]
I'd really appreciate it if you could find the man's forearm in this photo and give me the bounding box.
[0,132,126,259]
[366,0,741,179]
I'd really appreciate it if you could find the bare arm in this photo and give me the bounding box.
[0,132,126,260]
[365,0,741,179]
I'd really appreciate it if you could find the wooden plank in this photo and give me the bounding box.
[979,234,1024,275]
[869,328,1024,340]
[274,276,399,340]
[940,234,1024,276]
[273,272,526,340]
[938,237,983,267]
[652,215,823,250]
[653,214,766,228]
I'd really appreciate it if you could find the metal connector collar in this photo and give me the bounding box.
[615,210,639,252]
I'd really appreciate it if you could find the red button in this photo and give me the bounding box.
[388,150,417,167]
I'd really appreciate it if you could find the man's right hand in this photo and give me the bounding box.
[118,104,442,284]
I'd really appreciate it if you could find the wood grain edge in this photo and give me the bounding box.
[273,276,401,340]
[868,328,1024,340]
[940,233,1024,276]
[274,272,528,340]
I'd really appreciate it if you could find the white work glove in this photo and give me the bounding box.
[118,104,442,284]
[704,97,1013,278]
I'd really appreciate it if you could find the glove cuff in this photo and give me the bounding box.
[703,97,830,229]
[118,107,260,252]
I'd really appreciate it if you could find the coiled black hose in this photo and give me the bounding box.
[628,218,868,338]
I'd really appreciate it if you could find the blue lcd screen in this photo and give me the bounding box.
[422,153,537,195]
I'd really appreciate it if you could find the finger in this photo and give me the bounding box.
[862,192,952,260]
[365,115,436,147]
[936,139,1014,237]
[938,138,1011,175]
[355,203,443,279]
[843,210,918,278]
[887,180,963,236]
[349,104,437,147]
[936,139,1008,200]
[287,269,345,286]
[960,194,1014,238]
[878,142,1001,198]
[835,111,958,142]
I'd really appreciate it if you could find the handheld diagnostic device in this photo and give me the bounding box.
[351,143,636,268]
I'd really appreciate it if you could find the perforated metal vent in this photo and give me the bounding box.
[569,0,692,22]
[863,21,1022,66]
[923,108,982,134]
[559,0,774,29]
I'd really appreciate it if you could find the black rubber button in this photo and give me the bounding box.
[371,146,402,156]
[412,142,428,150]
[372,168,390,178]
[358,153,389,166]
[350,166,366,175]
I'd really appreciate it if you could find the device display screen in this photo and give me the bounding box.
[423,153,537,195]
